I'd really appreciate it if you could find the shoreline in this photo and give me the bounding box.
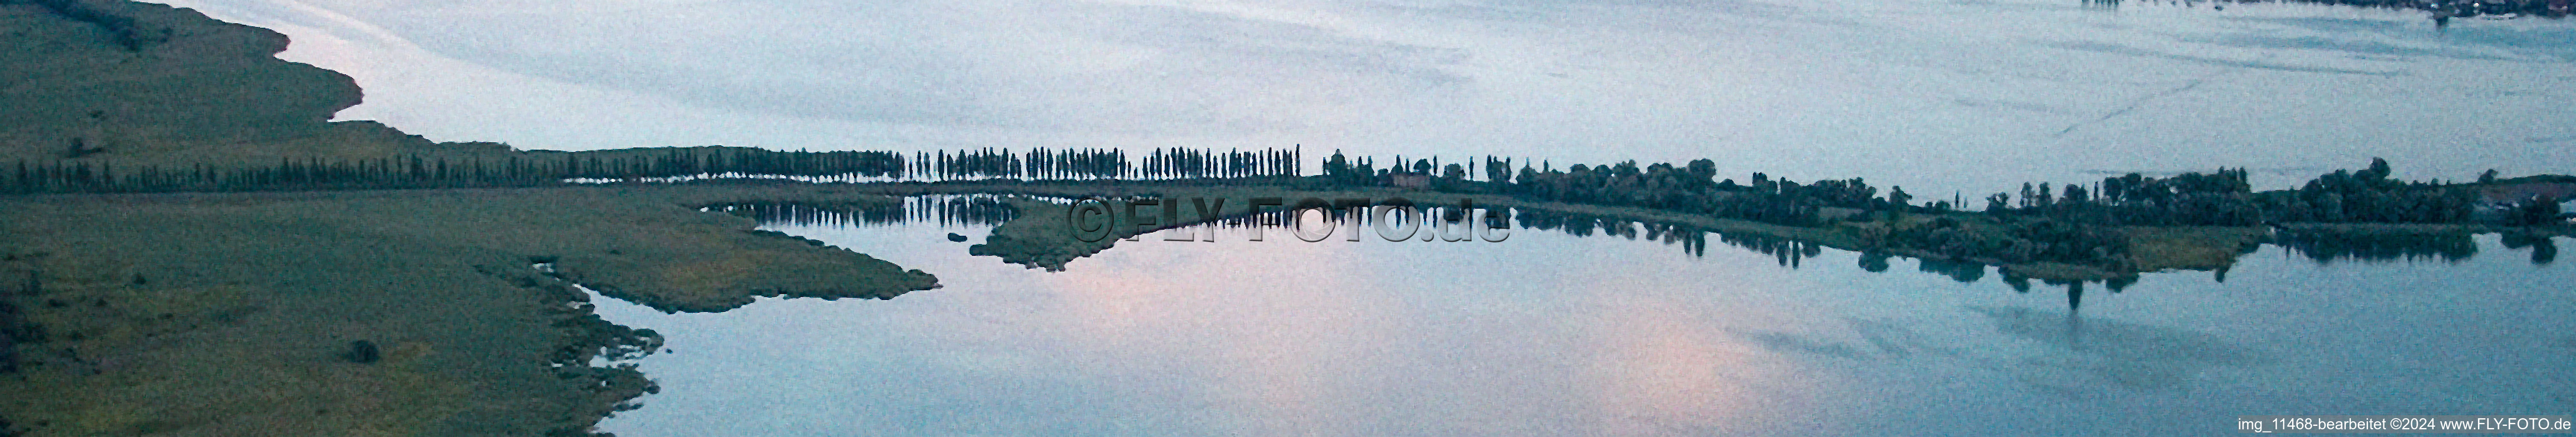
[0,184,939,435]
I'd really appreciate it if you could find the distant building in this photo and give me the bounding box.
[1388,172,1431,189]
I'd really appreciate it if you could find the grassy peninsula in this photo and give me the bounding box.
[2,3,942,435]
[0,185,942,436]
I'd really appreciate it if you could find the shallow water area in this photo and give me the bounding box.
[590,202,2576,436]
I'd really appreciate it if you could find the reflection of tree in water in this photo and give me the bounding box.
[1720,232,1827,269]
[1966,305,2269,392]
[1511,209,1716,259]
[2272,229,2476,264]
[1515,209,1628,239]
[1513,209,1868,269]
[716,196,1019,227]
[1642,222,1713,258]
[1997,271,2137,313]
[1917,258,1989,283]
[737,198,2549,315]
[2502,233,2560,266]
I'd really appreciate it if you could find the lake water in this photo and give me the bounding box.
[153,0,2576,192]
[588,199,2575,436]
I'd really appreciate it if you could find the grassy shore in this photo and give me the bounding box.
[0,185,938,436]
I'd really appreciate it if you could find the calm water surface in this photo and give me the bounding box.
[589,203,2576,436]
[157,0,2576,191]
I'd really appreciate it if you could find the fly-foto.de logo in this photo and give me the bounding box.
[1067,197,1511,243]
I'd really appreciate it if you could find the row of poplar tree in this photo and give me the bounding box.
[0,146,1306,193]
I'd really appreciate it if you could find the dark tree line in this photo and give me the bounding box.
[1134,147,1303,180]
[1300,154,2564,273]
[1506,160,1728,210]
[560,148,907,180]
[913,148,1132,180]
[905,146,1302,181]
[1976,168,2265,226]
[1885,216,2133,267]
[0,145,1307,193]
[1321,151,1906,227]
[878,146,1307,181]
[1317,151,1392,186]
[1318,152,1495,191]
[1,148,913,193]
[2257,159,2483,224]
[715,196,1018,228]
[1365,154,2540,230]
[5,156,561,193]
[1969,159,2495,226]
